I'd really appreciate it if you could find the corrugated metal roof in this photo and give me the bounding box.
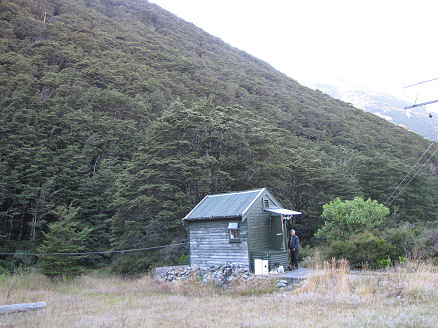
[183,189,265,221]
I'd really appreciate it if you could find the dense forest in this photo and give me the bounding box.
[1,0,437,274]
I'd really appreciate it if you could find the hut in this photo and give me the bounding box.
[182,188,301,271]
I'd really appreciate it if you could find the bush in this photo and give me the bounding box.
[327,231,397,269]
[316,197,390,242]
[384,222,438,260]
[176,254,189,265]
[110,254,151,276]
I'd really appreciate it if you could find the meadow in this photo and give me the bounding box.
[0,261,437,328]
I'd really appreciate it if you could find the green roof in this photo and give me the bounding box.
[183,189,265,221]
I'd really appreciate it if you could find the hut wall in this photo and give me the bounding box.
[188,219,249,268]
[246,194,272,253]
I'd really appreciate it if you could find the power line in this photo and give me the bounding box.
[403,77,438,89]
[387,145,438,205]
[0,242,187,257]
[404,99,438,109]
[384,143,434,205]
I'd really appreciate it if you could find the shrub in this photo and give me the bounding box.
[384,222,438,260]
[316,197,390,242]
[327,231,397,268]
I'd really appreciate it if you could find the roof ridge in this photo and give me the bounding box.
[206,188,264,197]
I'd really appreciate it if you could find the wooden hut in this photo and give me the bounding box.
[182,188,301,271]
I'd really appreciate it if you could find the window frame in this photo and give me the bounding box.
[228,222,241,243]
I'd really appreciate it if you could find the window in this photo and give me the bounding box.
[263,199,269,208]
[228,222,240,243]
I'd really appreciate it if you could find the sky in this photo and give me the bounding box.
[150,0,438,110]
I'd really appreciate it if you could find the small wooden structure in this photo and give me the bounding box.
[182,188,301,271]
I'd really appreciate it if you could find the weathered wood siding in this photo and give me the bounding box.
[188,220,249,268]
[246,190,281,254]
[246,196,271,252]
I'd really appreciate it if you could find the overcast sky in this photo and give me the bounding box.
[150,0,438,108]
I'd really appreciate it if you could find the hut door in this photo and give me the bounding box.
[271,215,283,250]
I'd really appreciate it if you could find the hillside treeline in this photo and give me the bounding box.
[1,0,437,273]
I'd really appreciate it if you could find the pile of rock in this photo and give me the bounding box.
[155,263,258,286]
[200,263,252,286]
[155,263,297,289]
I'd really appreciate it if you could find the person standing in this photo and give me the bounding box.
[288,229,299,270]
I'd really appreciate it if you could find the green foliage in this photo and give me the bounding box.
[0,0,437,273]
[38,205,91,278]
[327,231,397,268]
[315,197,390,241]
[326,222,438,268]
[384,222,438,260]
[176,254,189,265]
[110,98,286,270]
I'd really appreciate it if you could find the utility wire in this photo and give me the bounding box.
[384,143,434,205]
[387,145,438,205]
[403,77,438,89]
[404,99,438,109]
[0,242,186,257]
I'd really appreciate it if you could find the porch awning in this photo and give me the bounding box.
[264,208,302,216]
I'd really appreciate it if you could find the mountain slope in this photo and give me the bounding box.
[1,0,437,271]
[312,80,438,141]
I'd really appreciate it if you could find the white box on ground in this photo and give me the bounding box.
[254,259,269,275]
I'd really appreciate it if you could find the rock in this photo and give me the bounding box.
[389,289,403,297]
[278,280,288,285]
[157,263,260,287]
[214,278,224,286]
[277,282,287,288]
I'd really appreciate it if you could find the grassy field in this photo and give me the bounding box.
[0,261,437,328]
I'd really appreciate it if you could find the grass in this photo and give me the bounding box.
[0,261,437,328]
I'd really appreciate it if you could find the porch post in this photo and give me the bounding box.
[281,215,286,251]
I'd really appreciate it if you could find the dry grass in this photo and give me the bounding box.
[0,262,437,328]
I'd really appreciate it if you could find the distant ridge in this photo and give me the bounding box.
[312,80,438,141]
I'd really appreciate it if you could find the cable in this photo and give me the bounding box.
[403,77,438,89]
[384,143,434,205]
[404,99,438,109]
[387,145,438,205]
[0,242,187,257]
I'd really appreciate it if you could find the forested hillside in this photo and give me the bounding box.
[1,0,437,273]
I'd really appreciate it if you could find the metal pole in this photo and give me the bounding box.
[281,215,285,251]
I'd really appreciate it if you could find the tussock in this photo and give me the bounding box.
[0,261,436,327]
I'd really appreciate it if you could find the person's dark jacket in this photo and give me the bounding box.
[288,235,299,251]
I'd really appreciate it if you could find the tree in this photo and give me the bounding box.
[109,98,288,272]
[38,205,91,278]
[315,197,390,241]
